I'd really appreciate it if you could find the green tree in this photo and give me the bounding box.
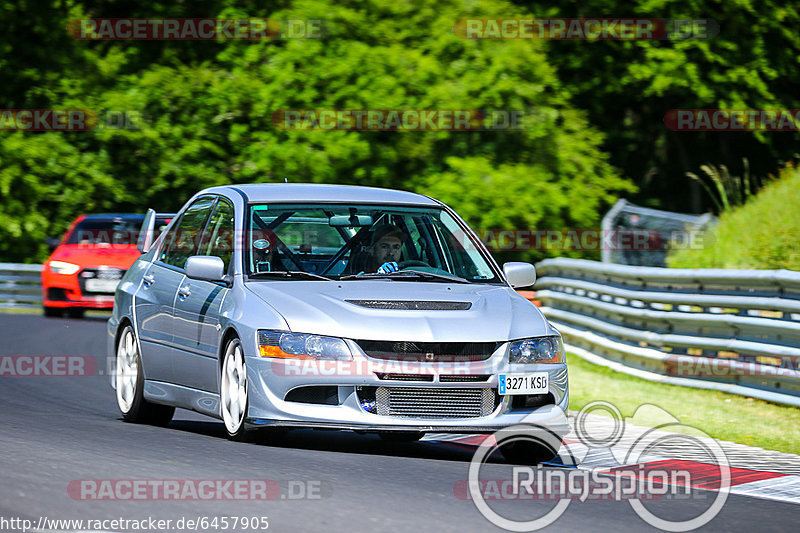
[513,0,800,212]
[2,0,634,263]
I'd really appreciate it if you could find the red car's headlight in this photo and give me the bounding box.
[48,260,80,275]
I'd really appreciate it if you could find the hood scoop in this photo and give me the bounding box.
[345,299,472,311]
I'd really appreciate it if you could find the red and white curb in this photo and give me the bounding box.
[424,411,800,505]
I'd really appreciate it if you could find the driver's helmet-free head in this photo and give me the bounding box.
[370,223,405,246]
[368,223,405,269]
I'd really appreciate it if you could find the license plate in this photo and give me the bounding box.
[85,278,120,293]
[498,372,549,395]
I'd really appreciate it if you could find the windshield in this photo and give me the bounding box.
[65,216,171,245]
[246,204,499,283]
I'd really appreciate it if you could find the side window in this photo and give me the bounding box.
[160,196,216,269]
[199,199,235,272]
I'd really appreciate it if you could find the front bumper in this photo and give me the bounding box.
[245,354,570,435]
[42,268,123,309]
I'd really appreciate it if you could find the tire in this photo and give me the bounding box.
[115,325,175,426]
[378,431,424,442]
[43,306,62,318]
[220,336,249,441]
[498,439,559,465]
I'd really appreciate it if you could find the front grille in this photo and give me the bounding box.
[439,374,491,382]
[346,300,472,310]
[375,373,434,382]
[362,387,498,418]
[356,340,500,362]
[78,268,124,295]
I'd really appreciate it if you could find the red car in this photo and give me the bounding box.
[42,213,170,317]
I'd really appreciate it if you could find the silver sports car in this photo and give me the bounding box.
[108,184,569,463]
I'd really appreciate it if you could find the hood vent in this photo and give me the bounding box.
[346,300,471,311]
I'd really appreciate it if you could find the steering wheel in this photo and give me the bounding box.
[398,260,430,270]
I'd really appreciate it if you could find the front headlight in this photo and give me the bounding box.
[48,260,80,275]
[258,330,352,360]
[508,335,564,364]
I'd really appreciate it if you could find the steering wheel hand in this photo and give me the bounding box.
[377,261,400,274]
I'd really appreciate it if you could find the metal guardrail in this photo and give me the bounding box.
[0,263,43,309]
[535,258,800,406]
[3,259,800,405]
[601,198,715,266]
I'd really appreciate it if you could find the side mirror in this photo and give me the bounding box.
[185,255,228,283]
[137,208,157,253]
[46,238,61,251]
[503,262,536,288]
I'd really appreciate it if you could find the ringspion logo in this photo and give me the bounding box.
[465,403,731,531]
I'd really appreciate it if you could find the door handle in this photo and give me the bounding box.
[142,274,155,286]
[178,285,191,299]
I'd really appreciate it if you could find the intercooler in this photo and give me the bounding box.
[364,387,498,418]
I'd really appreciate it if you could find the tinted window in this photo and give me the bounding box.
[198,199,235,272]
[65,216,143,245]
[160,196,216,269]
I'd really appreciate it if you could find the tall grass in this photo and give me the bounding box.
[668,163,800,270]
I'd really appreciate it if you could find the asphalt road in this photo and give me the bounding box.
[0,313,796,532]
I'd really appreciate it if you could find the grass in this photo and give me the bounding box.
[668,162,800,270]
[567,353,800,455]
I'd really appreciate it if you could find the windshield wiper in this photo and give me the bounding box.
[250,271,331,281]
[339,271,470,284]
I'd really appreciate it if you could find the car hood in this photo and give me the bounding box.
[245,280,553,342]
[48,244,141,269]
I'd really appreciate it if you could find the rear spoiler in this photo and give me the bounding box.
[137,208,177,253]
